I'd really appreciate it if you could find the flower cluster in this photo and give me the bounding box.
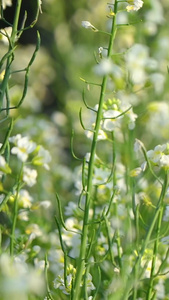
[0,253,45,299]
[85,98,137,143]
[53,264,95,296]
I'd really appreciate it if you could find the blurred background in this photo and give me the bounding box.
[0,1,169,298]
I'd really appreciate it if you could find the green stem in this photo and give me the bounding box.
[10,164,23,256]
[146,172,168,300]
[146,206,164,300]
[0,0,23,108]
[10,184,19,256]
[114,202,122,270]
[122,171,169,300]
[73,2,118,299]
[45,254,55,300]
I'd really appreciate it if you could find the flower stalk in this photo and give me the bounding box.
[0,0,23,109]
[73,1,118,298]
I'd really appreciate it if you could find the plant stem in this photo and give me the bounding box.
[122,171,169,300]
[146,171,168,300]
[0,0,23,108]
[73,1,118,299]
[10,183,20,256]
[10,164,23,256]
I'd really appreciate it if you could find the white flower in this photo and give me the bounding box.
[81,21,98,31]
[159,155,169,168]
[93,58,113,76]
[146,102,169,140]
[93,167,110,185]
[147,144,166,164]
[125,44,149,84]
[1,0,12,9]
[39,200,51,209]
[86,273,95,292]
[130,167,142,177]
[0,27,12,44]
[124,108,138,130]
[34,258,45,272]
[62,218,81,257]
[33,145,51,170]
[85,127,107,140]
[103,110,122,131]
[98,46,103,56]
[0,253,45,298]
[0,155,11,175]
[23,166,37,187]
[25,223,42,237]
[149,73,165,95]
[18,210,29,221]
[9,134,36,162]
[18,189,33,208]
[53,264,76,295]
[126,0,144,12]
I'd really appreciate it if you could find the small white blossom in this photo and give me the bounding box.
[126,0,144,12]
[93,58,114,76]
[81,21,98,31]
[9,134,36,162]
[86,273,95,292]
[124,108,138,130]
[147,144,166,164]
[93,167,110,185]
[1,0,12,9]
[23,166,37,187]
[0,155,11,175]
[125,44,149,84]
[53,264,76,295]
[103,110,122,131]
[130,167,142,177]
[18,210,29,221]
[25,223,42,237]
[18,189,33,208]
[39,200,51,209]
[33,145,51,170]
[86,127,107,140]
[0,253,45,298]
[159,154,169,168]
[0,27,12,44]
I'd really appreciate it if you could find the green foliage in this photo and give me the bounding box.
[1,0,169,300]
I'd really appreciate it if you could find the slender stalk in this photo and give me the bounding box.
[45,254,55,300]
[114,202,122,269]
[146,171,168,300]
[10,183,20,256]
[122,171,169,300]
[73,2,118,299]
[146,206,164,300]
[10,164,23,256]
[0,0,23,108]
